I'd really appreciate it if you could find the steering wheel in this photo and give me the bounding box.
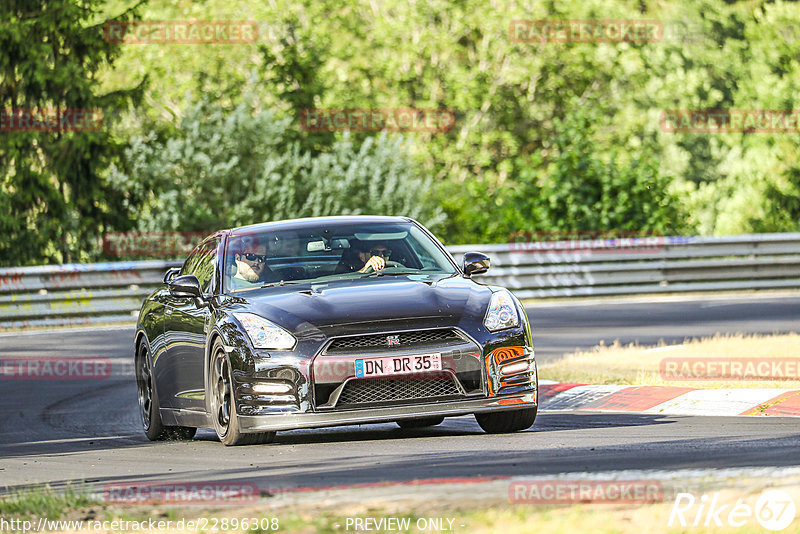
[362,260,404,273]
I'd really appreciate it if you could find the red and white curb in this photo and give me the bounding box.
[538,380,800,417]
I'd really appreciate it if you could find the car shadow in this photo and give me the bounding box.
[0,412,670,459]
[187,412,674,446]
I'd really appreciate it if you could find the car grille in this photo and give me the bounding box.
[325,329,462,353]
[336,376,462,407]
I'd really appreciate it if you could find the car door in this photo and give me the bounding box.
[160,238,219,411]
[144,278,174,381]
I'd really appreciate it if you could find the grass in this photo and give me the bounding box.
[0,483,96,519]
[2,478,798,533]
[539,333,800,388]
[253,472,800,533]
[246,487,800,534]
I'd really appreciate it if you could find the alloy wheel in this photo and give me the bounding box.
[213,351,232,432]
[136,345,153,431]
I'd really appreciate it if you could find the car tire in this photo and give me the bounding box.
[396,416,445,429]
[475,407,537,434]
[136,341,197,441]
[209,339,276,446]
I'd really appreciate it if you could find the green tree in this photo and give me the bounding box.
[0,0,145,266]
[532,106,687,235]
[248,0,697,243]
[109,97,444,235]
[47,0,800,251]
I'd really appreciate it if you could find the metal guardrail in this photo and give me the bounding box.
[450,232,800,298]
[1,233,799,329]
[0,261,180,329]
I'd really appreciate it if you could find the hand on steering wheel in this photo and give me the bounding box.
[358,255,385,273]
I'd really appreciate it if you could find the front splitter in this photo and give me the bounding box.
[238,393,537,432]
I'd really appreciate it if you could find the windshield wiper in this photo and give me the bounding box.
[259,280,310,288]
[360,270,421,278]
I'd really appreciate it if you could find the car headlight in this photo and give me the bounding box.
[233,312,296,350]
[484,290,520,332]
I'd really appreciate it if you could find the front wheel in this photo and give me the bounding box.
[209,339,276,446]
[475,408,537,434]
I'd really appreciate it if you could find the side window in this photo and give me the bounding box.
[181,239,218,293]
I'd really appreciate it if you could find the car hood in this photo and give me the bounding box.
[223,275,494,339]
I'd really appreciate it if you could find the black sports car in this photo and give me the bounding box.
[134,216,537,445]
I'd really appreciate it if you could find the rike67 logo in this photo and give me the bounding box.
[669,489,796,531]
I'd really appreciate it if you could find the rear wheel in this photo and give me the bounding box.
[396,416,445,429]
[136,341,196,441]
[475,408,537,434]
[209,339,276,446]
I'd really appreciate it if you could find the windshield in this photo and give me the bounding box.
[223,221,457,293]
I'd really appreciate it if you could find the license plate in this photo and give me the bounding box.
[355,353,442,378]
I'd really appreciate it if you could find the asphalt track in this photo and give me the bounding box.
[1,293,798,492]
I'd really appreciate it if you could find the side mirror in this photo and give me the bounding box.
[463,252,490,277]
[163,267,181,284]
[168,274,203,298]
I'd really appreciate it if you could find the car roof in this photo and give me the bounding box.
[227,215,415,236]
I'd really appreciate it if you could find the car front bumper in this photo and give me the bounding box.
[238,391,537,432]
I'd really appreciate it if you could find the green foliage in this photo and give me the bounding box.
[436,105,688,244]
[109,97,444,234]
[0,483,95,520]
[6,0,800,267]
[530,106,687,235]
[0,0,145,265]
[751,165,800,232]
